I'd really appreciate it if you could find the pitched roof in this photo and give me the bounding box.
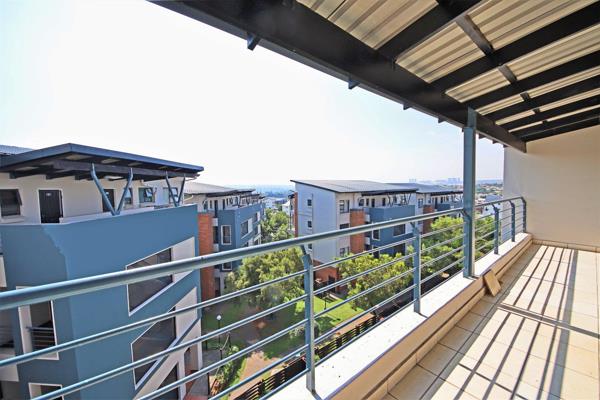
[389,183,463,195]
[291,180,417,194]
[184,182,254,197]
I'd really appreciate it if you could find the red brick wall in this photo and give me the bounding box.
[198,213,215,301]
[349,209,365,254]
[422,205,435,233]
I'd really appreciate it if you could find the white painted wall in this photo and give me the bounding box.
[504,125,600,248]
[0,173,178,225]
[295,184,337,263]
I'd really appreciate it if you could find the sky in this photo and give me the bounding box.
[0,0,504,186]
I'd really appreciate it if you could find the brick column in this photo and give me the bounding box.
[422,205,435,233]
[198,213,215,301]
[350,209,365,254]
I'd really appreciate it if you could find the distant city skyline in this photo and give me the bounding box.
[0,0,504,186]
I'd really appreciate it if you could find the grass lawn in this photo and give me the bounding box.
[202,295,364,360]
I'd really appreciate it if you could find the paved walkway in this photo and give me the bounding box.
[387,244,599,399]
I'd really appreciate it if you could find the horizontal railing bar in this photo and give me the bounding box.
[476,196,523,207]
[36,317,307,400]
[421,233,464,253]
[314,252,414,295]
[476,241,493,253]
[0,209,459,311]
[208,345,309,400]
[420,246,464,268]
[315,292,418,368]
[315,236,415,272]
[315,268,414,319]
[421,222,464,238]
[421,257,465,285]
[0,282,306,369]
[476,230,495,240]
[315,283,415,346]
[139,319,307,400]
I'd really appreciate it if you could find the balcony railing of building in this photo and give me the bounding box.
[27,326,56,351]
[0,197,525,400]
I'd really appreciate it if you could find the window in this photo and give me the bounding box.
[138,188,154,203]
[371,199,375,207]
[163,187,178,203]
[339,223,349,229]
[372,229,380,240]
[307,220,312,229]
[132,316,176,384]
[127,249,173,311]
[241,220,250,236]
[124,188,133,205]
[221,262,232,271]
[393,224,405,237]
[307,198,312,207]
[358,198,364,207]
[338,200,349,213]
[339,247,349,257]
[221,225,232,245]
[307,244,313,250]
[0,189,21,217]
[29,384,63,399]
[213,226,219,244]
[418,198,424,208]
[382,198,386,206]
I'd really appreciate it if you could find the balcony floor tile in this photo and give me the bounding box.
[387,244,600,400]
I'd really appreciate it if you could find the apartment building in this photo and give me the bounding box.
[183,182,264,299]
[0,143,204,399]
[292,180,417,285]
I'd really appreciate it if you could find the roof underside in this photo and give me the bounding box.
[0,143,203,181]
[154,0,600,151]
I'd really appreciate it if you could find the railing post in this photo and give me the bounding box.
[462,108,477,277]
[300,245,316,393]
[493,205,500,254]
[411,222,421,313]
[509,201,516,242]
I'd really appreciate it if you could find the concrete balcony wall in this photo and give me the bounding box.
[504,124,600,250]
[0,205,200,399]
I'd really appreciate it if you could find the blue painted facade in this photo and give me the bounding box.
[366,205,415,257]
[0,205,200,399]
[215,202,264,268]
[435,201,463,212]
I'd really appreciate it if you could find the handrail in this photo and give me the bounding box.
[0,209,458,311]
[0,197,526,400]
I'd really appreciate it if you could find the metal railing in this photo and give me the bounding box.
[0,198,525,400]
[27,326,56,351]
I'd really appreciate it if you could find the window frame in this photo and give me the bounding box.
[372,229,380,240]
[221,225,232,245]
[126,248,174,314]
[393,224,405,237]
[0,189,22,217]
[138,187,155,203]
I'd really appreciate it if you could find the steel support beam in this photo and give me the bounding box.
[462,108,476,277]
[486,76,600,122]
[152,0,525,152]
[432,2,600,90]
[467,51,600,110]
[411,222,421,313]
[516,109,600,141]
[502,96,600,131]
[115,169,134,214]
[378,0,481,61]
[90,164,117,216]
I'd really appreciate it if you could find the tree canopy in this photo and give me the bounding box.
[260,208,292,243]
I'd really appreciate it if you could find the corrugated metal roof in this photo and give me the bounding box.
[299,0,436,49]
[539,87,600,111]
[0,145,33,155]
[528,66,600,98]
[508,24,600,80]
[447,69,509,102]
[469,0,595,50]
[291,179,417,194]
[397,22,484,83]
[184,182,254,195]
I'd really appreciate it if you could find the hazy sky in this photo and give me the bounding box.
[0,0,504,185]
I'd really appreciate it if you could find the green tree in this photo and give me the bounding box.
[337,253,411,310]
[260,209,292,243]
[225,248,304,310]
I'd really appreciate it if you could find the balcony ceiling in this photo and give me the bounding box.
[154,0,600,152]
